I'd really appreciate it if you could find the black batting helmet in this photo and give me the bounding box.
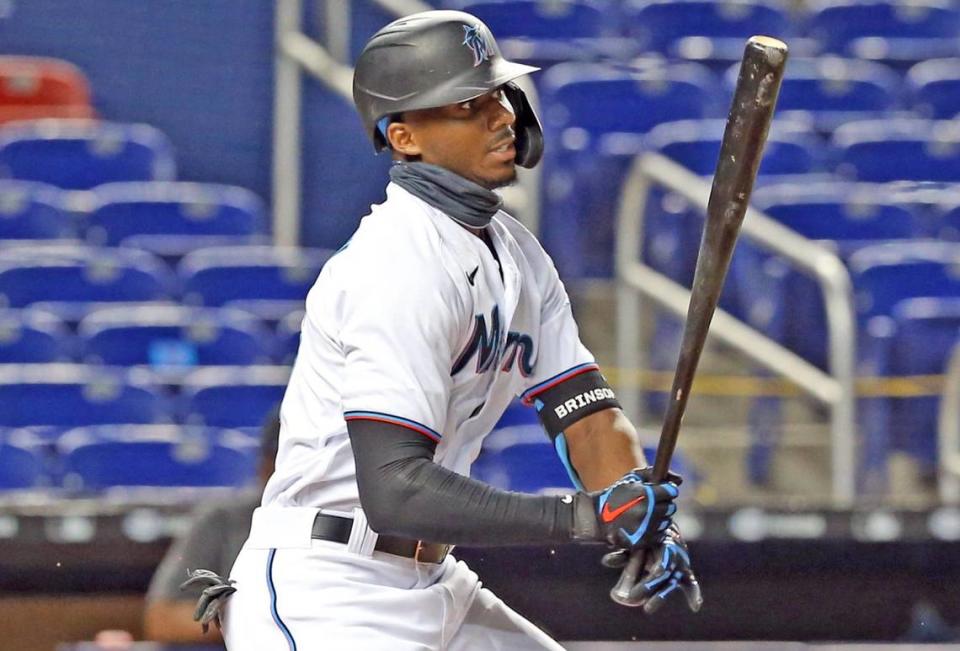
[353,10,544,168]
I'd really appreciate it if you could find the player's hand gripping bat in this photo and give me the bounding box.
[610,35,789,609]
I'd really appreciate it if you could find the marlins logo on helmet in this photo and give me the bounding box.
[462,24,490,66]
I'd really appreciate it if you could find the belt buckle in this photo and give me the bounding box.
[413,541,451,564]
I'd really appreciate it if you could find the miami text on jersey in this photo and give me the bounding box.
[451,305,534,376]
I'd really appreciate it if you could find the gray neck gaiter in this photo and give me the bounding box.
[389,161,503,229]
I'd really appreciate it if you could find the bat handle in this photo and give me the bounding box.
[610,550,645,606]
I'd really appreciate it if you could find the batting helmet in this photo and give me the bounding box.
[353,10,544,168]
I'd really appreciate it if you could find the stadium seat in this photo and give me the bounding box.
[736,57,902,131]
[752,182,919,243]
[0,56,94,124]
[0,428,47,489]
[0,244,177,319]
[832,119,960,182]
[0,364,169,429]
[540,62,720,145]
[445,0,622,68]
[624,0,791,65]
[179,246,331,315]
[850,241,960,321]
[58,425,258,490]
[79,305,274,368]
[805,0,960,64]
[859,298,960,484]
[180,365,289,429]
[539,62,719,278]
[0,308,74,363]
[907,58,960,119]
[85,182,267,259]
[0,120,176,189]
[275,309,304,365]
[471,441,574,492]
[0,180,74,239]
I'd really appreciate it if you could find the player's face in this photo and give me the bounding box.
[400,87,518,189]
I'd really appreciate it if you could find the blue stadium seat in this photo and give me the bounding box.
[450,0,605,39]
[0,244,176,319]
[79,305,274,368]
[806,0,960,64]
[850,241,960,320]
[179,246,331,315]
[181,365,289,428]
[859,298,960,483]
[86,182,267,259]
[0,364,169,428]
[446,0,621,68]
[752,182,919,242]
[275,309,304,365]
[0,180,73,239]
[0,120,176,189]
[58,425,258,490]
[0,308,74,362]
[907,58,960,119]
[539,62,720,278]
[0,428,47,489]
[624,0,790,65]
[471,441,574,492]
[832,119,960,182]
[736,57,902,131]
[540,62,720,144]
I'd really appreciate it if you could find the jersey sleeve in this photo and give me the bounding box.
[337,252,464,443]
[519,251,598,405]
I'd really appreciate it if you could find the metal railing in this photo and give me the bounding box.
[272,0,542,245]
[939,341,960,503]
[615,152,857,505]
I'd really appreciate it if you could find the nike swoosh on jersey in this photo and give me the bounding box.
[467,265,479,286]
[601,495,646,523]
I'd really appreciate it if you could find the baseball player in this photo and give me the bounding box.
[189,10,701,650]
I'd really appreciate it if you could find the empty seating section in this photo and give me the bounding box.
[806,1,960,64]
[0,180,73,239]
[86,182,267,258]
[0,364,168,429]
[0,308,73,363]
[833,119,960,182]
[181,366,290,429]
[0,120,175,189]
[0,245,176,321]
[7,6,960,495]
[0,56,94,124]
[79,305,274,367]
[624,0,790,64]
[58,425,258,490]
[748,57,902,130]
[179,245,331,321]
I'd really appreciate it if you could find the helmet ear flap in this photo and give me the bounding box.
[504,82,543,169]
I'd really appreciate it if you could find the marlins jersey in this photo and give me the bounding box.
[262,183,596,512]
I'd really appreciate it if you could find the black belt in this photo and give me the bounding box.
[311,512,451,564]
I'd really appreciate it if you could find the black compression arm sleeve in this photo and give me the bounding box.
[347,418,597,546]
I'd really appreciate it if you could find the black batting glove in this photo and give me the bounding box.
[179,568,237,633]
[591,467,681,550]
[602,524,702,614]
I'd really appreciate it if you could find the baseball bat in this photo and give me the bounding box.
[611,35,789,608]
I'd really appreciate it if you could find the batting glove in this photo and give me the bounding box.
[592,467,681,551]
[179,568,237,633]
[602,524,702,613]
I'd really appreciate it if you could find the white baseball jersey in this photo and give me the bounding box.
[262,182,596,512]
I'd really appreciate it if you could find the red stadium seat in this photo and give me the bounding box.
[0,56,95,124]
